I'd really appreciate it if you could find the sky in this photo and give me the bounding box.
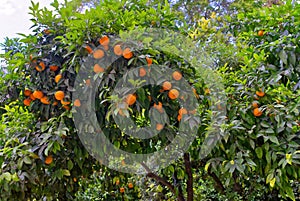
[0,0,64,44]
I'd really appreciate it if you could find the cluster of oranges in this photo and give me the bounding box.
[252,88,265,117]
[115,180,134,194]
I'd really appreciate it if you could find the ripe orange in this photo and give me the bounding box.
[53,101,58,106]
[63,105,71,110]
[177,114,182,121]
[103,45,109,51]
[24,89,32,96]
[168,89,179,100]
[74,99,81,107]
[99,35,110,46]
[61,99,71,105]
[162,81,172,91]
[73,178,77,182]
[256,89,265,97]
[146,57,152,66]
[94,64,105,73]
[54,91,65,101]
[139,68,147,77]
[172,71,182,81]
[128,183,133,189]
[36,61,46,72]
[252,101,259,108]
[55,74,62,83]
[45,155,53,165]
[93,49,105,59]
[121,159,126,166]
[44,29,51,35]
[23,98,32,106]
[178,108,188,115]
[50,65,59,71]
[125,94,136,106]
[253,108,263,117]
[156,123,164,131]
[114,44,123,55]
[40,96,50,105]
[258,30,264,37]
[85,79,91,86]
[153,102,163,113]
[192,88,199,99]
[85,45,93,54]
[123,48,133,59]
[120,187,125,193]
[116,179,120,185]
[33,90,44,99]
[30,93,36,100]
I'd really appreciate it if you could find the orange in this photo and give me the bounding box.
[252,101,259,108]
[36,61,46,72]
[162,81,172,91]
[253,108,263,117]
[123,48,133,59]
[153,102,163,113]
[54,91,65,101]
[114,44,123,56]
[93,64,105,73]
[53,101,58,106]
[24,89,32,96]
[74,99,81,107]
[63,105,71,110]
[103,45,109,51]
[44,29,51,35]
[139,68,147,77]
[85,79,91,86]
[172,71,182,81]
[156,123,164,131]
[50,65,59,71]
[33,90,44,99]
[128,183,133,189]
[73,178,77,182]
[116,180,120,185]
[84,45,93,54]
[120,187,125,193]
[30,93,36,100]
[146,57,152,66]
[256,89,265,97]
[61,99,71,105]
[40,96,50,105]
[168,89,179,100]
[55,74,62,83]
[193,88,199,98]
[178,108,187,115]
[121,159,126,166]
[258,30,264,37]
[93,49,105,59]
[99,35,110,46]
[177,114,182,121]
[45,155,53,165]
[125,94,136,106]
[23,98,32,106]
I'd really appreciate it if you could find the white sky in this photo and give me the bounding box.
[0,0,64,43]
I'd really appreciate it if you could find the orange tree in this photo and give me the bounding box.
[1,0,300,201]
[188,1,300,200]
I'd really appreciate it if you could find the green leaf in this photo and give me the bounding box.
[255,147,263,159]
[279,50,288,64]
[23,156,32,165]
[286,186,295,201]
[269,136,279,145]
[63,169,71,177]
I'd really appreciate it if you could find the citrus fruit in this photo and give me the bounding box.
[54,91,65,101]
[168,89,179,100]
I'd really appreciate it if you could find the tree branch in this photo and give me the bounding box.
[141,162,185,201]
[183,153,193,201]
[207,166,225,194]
